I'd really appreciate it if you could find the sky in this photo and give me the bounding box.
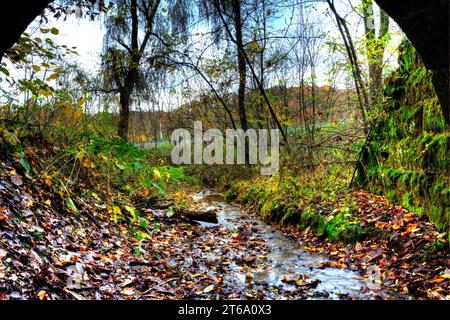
[1,0,404,111]
[49,15,106,70]
[45,0,403,72]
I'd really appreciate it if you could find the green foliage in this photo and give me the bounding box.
[227,169,366,244]
[0,31,90,142]
[318,212,365,243]
[358,39,449,235]
[59,135,200,200]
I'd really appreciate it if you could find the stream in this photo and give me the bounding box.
[191,190,395,300]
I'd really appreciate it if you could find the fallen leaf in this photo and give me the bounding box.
[203,284,214,293]
[10,175,23,186]
[37,290,46,300]
[0,212,8,221]
[121,287,135,296]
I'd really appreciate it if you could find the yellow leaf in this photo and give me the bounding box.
[81,157,95,169]
[124,205,137,220]
[153,168,161,179]
[37,88,52,97]
[109,205,122,223]
[37,290,46,300]
[77,97,87,106]
[57,101,71,109]
[46,73,59,81]
[112,206,122,216]
[391,224,401,230]
[73,108,83,123]
[43,175,52,186]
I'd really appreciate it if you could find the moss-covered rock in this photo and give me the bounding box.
[355,39,449,236]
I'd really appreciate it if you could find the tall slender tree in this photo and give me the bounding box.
[200,0,248,132]
[327,0,370,127]
[362,0,390,105]
[101,0,161,141]
[232,0,248,132]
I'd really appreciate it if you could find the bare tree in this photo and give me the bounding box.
[362,0,389,104]
[327,0,370,129]
[200,0,249,132]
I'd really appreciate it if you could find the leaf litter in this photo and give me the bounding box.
[0,146,449,300]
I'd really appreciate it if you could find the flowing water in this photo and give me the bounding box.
[192,190,396,300]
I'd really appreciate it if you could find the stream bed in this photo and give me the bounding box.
[191,190,396,300]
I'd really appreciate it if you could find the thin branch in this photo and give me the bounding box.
[212,0,289,147]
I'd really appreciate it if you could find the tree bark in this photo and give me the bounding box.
[213,1,289,146]
[116,0,160,141]
[117,0,139,141]
[118,85,132,141]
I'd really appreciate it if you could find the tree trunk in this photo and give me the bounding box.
[117,0,140,141]
[118,90,130,141]
[232,0,248,132]
[362,0,389,105]
[328,0,370,128]
[118,60,140,141]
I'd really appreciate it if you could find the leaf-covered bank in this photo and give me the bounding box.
[0,134,394,300]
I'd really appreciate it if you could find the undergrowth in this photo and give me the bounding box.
[0,127,201,240]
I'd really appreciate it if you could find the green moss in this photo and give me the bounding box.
[298,206,324,229]
[358,39,449,236]
[402,192,414,210]
[227,174,369,244]
[280,206,298,225]
[319,213,365,243]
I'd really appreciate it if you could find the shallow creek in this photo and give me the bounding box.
[191,190,396,300]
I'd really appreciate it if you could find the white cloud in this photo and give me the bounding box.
[49,16,105,71]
